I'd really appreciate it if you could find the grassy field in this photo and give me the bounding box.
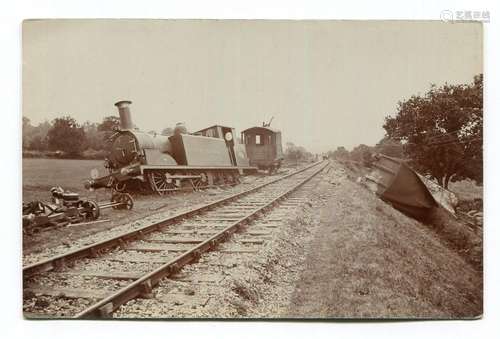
[23,158,106,201]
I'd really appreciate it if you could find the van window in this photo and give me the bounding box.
[256,135,262,145]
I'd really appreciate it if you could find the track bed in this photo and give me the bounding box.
[23,161,328,318]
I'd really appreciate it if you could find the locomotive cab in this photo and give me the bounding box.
[241,126,284,172]
[194,125,250,167]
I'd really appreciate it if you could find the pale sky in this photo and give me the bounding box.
[23,20,482,153]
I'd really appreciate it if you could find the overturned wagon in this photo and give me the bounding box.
[364,154,458,219]
[365,155,438,219]
[86,101,256,195]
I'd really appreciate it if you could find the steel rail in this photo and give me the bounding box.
[23,161,325,277]
[74,160,328,318]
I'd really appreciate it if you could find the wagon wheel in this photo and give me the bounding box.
[114,181,127,193]
[148,171,178,195]
[190,172,208,191]
[111,193,134,210]
[30,226,42,234]
[81,200,100,220]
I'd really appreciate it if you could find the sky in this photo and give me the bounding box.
[23,20,482,153]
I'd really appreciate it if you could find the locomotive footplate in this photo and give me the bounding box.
[163,174,203,179]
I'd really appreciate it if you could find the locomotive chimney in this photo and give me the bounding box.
[114,100,134,130]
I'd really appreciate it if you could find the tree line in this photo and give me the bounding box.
[328,137,404,164]
[23,114,314,163]
[22,115,176,159]
[329,74,483,189]
[284,142,314,163]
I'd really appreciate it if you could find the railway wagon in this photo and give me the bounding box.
[85,100,256,195]
[241,125,284,173]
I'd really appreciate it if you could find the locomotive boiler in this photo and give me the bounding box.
[85,100,256,195]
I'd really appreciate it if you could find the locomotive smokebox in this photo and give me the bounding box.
[115,100,134,130]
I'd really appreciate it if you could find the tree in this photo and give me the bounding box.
[98,116,120,134]
[383,74,483,188]
[350,144,374,166]
[285,142,310,163]
[97,116,121,150]
[374,136,405,158]
[47,116,86,156]
[329,146,349,160]
[29,135,47,151]
[83,121,105,151]
[161,127,174,136]
[22,117,32,149]
[22,117,51,151]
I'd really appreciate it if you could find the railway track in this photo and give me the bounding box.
[23,160,328,318]
[23,167,296,265]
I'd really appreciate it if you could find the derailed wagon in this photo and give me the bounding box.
[364,154,458,219]
[364,154,438,219]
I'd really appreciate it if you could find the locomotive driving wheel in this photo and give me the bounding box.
[190,172,208,191]
[147,171,178,195]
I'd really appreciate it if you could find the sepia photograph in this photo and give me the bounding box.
[21,19,483,320]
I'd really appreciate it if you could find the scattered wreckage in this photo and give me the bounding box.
[23,187,133,234]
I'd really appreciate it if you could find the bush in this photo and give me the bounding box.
[22,148,107,160]
[81,148,107,160]
[22,150,46,158]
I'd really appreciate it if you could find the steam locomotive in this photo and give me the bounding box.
[85,100,256,195]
